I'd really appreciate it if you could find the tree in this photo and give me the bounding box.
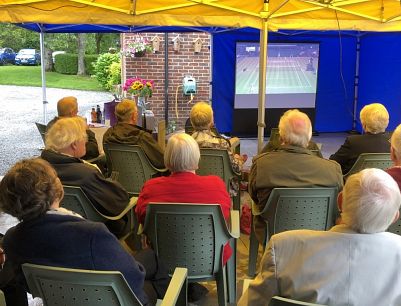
[77,33,86,75]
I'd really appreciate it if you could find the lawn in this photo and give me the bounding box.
[0,65,104,91]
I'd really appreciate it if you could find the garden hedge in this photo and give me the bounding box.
[54,53,99,75]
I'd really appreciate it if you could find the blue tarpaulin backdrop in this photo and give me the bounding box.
[212,29,401,134]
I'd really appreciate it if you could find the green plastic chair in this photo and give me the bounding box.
[388,215,401,235]
[196,148,241,210]
[270,296,327,306]
[61,185,137,242]
[22,263,188,306]
[0,290,5,306]
[248,187,338,277]
[141,203,240,306]
[35,122,46,145]
[343,153,392,180]
[103,143,167,196]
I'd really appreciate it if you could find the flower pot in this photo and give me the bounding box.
[133,95,148,112]
[134,50,146,57]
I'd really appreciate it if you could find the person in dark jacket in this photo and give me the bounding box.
[42,116,130,237]
[103,99,165,169]
[0,158,149,306]
[46,96,100,161]
[330,103,391,174]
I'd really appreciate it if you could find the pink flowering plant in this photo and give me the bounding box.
[123,36,153,57]
[123,77,154,98]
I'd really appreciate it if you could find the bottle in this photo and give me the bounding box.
[91,107,97,123]
[96,105,102,124]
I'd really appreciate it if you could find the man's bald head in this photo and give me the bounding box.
[57,96,78,117]
[278,109,312,148]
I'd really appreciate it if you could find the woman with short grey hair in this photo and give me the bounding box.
[136,133,232,302]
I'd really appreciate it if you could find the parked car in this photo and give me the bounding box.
[52,50,66,64]
[0,48,16,65]
[15,49,41,65]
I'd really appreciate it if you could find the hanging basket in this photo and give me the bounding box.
[134,50,146,58]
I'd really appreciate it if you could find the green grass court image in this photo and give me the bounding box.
[236,56,318,95]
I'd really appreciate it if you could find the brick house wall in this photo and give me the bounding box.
[122,32,211,130]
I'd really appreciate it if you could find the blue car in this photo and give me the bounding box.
[0,48,16,65]
[15,49,41,66]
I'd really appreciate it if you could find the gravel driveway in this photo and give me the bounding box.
[0,85,113,175]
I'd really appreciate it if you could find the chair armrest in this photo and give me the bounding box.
[159,267,188,306]
[98,197,138,221]
[229,210,240,238]
[153,166,169,173]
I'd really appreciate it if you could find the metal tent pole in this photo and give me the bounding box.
[257,0,269,153]
[39,25,48,123]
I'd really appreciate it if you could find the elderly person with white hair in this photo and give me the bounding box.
[136,133,231,261]
[46,96,100,160]
[136,133,232,302]
[190,101,246,173]
[249,109,343,242]
[239,168,401,306]
[41,117,130,238]
[387,124,401,190]
[103,99,165,169]
[330,102,390,174]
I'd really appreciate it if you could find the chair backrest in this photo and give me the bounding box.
[35,122,46,144]
[61,185,106,223]
[269,127,280,144]
[344,153,392,179]
[260,188,338,239]
[270,296,327,306]
[22,263,142,306]
[0,290,5,306]
[197,148,238,191]
[142,203,231,281]
[103,143,160,195]
[388,216,401,235]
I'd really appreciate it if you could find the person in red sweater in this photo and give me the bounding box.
[387,124,401,190]
[136,132,232,258]
[136,132,232,302]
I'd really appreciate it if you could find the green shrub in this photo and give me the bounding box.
[93,52,121,90]
[54,53,99,75]
[54,53,78,75]
[107,61,121,90]
[85,55,98,75]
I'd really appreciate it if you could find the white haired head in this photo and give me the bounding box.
[45,117,87,152]
[341,168,401,234]
[360,103,389,134]
[390,124,401,163]
[278,109,312,148]
[164,133,200,173]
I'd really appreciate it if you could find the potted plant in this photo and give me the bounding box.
[123,77,154,111]
[123,36,153,58]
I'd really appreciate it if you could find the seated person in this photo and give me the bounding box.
[136,133,232,264]
[103,99,164,169]
[0,158,149,306]
[47,96,100,160]
[239,168,401,306]
[41,117,130,238]
[386,123,401,189]
[330,102,390,174]
[261,128,321,155]
[190,101,246,173]
[249,109,343,242]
